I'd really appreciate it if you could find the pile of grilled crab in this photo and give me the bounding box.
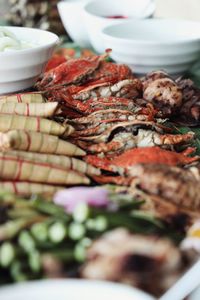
[36,51,200,125]
[35,50,200,220]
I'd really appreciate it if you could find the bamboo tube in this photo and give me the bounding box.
[0,154,90,185]
[0,92,45,103]
[0,181,64,197]
[0,102,60,117]
[6,150,100,176]
[0,130,85,156]
[0,114,74,136]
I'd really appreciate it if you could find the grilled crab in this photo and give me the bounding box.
[70,107,157,137]
[36,52,109,90]
[85,147,200,174]
[175,78,200,125]
[81,228,184,296]
[143,77,183,116]
[49,94,141,117]
[142,70,171,89]
[71,109,143,126]
[37,50,134,92]
[74,121,194,155]
[129,163,200,214]
[70,78,142,101]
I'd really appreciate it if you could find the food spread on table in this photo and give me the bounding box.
[1,46,200,297]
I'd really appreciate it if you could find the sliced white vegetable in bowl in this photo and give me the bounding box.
[0,26,59,95]
[0,28,37,52]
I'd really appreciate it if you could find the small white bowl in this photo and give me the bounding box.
[0,26,59,95]
[58,0,92,48]
[0,279,155,300]
[83,0,155,53]
[101,19,200,75]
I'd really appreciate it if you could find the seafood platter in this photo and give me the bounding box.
[1,25,200,299]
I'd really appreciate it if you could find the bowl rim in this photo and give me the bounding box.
[84,0,155,20]
[0,26,59,57]
[0,278,155,300]
[102,19,200,46]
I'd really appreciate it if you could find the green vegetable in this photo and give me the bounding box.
[73,203,90,223]
[68,222,86,240]
[92,216,108,232]
[18,230,35,252]
[48,222,67,243]
[0,242,15,267]
[10,261,28,282]
[0,219,27,241]
[31,223,48,242]
[29,251,41,273]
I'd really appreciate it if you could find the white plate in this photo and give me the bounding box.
[0,279,155,300]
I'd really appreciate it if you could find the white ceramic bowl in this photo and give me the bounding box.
[58,0,92,48]
[83,0,155,53]
[0,279,155,300]
[0,27,59,95]
[101,19,200,75]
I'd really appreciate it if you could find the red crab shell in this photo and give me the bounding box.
[36,52,109,90]
[44,54,67,72]
[85,61,134,87]
[85,147,200,174]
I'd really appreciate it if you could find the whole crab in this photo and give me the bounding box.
[37,51,133,92]
[85,147,200,175]
[36,52,109,90]
[70,107,157,137]
[74,121,194,155]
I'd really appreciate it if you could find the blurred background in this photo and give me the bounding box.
[0,0,65,34]
[0,0,200,35]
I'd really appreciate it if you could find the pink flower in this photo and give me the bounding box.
[53,186,109,213]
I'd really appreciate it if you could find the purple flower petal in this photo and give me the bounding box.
[53,186,109,213]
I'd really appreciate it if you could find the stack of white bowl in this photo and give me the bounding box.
[58,0,200,75]
[57,0,155,49]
